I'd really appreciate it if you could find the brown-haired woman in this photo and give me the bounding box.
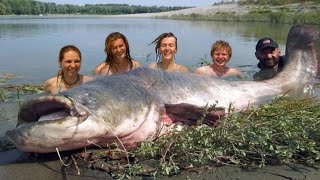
[148,32,189,72]
[93,32,141,75]
[43,45,93,95]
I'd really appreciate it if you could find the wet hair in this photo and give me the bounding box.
[57,45,81,83]
[210,40,232,60]
[103,32,133,73]
[149,32,177,63]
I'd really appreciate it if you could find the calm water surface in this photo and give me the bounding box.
[1,16,311,83]
[0,16,319,136]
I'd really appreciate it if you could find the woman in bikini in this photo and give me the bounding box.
[93,32,140,76]
[195,40,241,78]
[43,45,93,95]
[148,32,189,72]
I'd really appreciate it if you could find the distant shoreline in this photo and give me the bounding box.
[1,2,319,24]
[109,3,248,18]
[0,3,248,18]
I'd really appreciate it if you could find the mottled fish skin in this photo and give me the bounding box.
[6,25,319,153]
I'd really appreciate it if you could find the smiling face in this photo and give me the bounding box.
[111,38,127,61]
[59,50,81,77]
[210,40,232,67]
[212,49,230,67]
[255,47,281,68]
[159,37,177,62]
[105,32,131,65]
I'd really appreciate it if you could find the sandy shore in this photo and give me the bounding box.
[107,2,319,18]
[103,3,250,18]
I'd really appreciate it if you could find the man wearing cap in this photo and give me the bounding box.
[253,37,286,81]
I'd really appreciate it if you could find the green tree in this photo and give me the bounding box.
[31,1,41,15]
[0,3,6,14]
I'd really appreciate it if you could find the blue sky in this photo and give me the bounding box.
[37,0,221,7]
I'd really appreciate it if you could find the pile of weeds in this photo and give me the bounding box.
[3,94,320,178]
[0,84,43,101]
[110,97,320,177]
[0,73,43,101]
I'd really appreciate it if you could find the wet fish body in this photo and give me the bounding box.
[6,25,319,153]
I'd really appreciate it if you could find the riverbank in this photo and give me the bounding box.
[3,2,319,24]
[111,2,320,25]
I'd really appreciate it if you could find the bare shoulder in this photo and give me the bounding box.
[228,68,242,76]
[43,77,55,87]
[194,66,210,74]
[82,75,94,82]
[148,63,157,69]
[93,62,108,75]
[177,64,189,73]
[132,60,141,68]
[43,77,57,94]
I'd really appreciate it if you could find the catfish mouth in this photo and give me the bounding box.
[17,95,89,126]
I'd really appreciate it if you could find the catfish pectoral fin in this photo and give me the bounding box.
[164,103,225,126]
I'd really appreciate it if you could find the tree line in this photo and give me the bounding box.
[0,0,190,15]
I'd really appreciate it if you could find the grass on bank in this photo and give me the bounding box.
[1,95,320,178]
[158,11,320,25]
[124,97,320,177]
[157,2,320,25]
[1,73,320,178]
[56,97,320,179]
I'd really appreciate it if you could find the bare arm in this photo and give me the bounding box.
[43,77,56,95]
[93,62,106,75]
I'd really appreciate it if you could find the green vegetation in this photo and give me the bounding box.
[196,54,211,67]
[1,73,320,177]
[161,11,320,25]
[67,97,320,178]
[0,84,43,101]
[0,0,190,15]
[0,73,43,153]
[159,1,320,25]
[0,73,43,101]
[129,97,320,176]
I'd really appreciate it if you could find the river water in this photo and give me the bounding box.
[0,16,320,134]
[2,16,315,83]
[0,16,320,135]
[0,16,320,179]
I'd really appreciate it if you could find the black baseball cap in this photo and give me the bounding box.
[256,37,278,51]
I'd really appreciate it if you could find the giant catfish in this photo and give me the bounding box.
[6,25,319,153]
